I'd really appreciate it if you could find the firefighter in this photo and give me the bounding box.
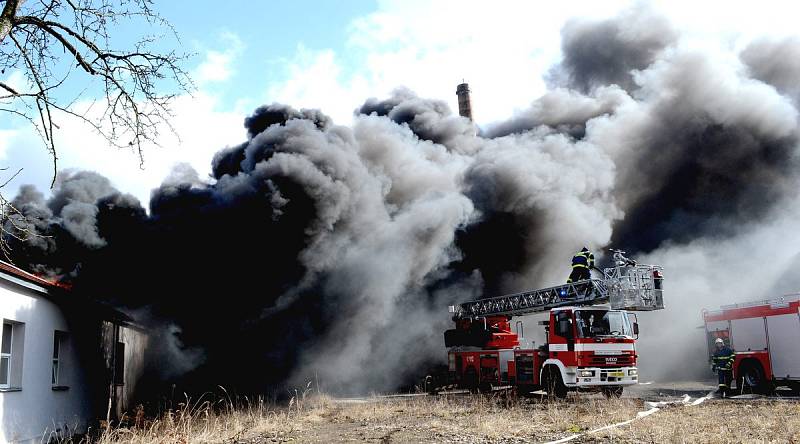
[712,337,735,396]
[567,247,595,283]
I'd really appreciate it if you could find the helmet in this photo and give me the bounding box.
[715,338,724,345]
[581,246,590,252]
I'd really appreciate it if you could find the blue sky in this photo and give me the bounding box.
[1,0,799,206]
[156,1,375,108]
[0,1,383,203]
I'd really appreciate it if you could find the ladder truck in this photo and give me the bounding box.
[439,250,665,398]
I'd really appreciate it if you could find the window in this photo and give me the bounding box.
[575,310,633,338]
[1,321,24,389]
[1,323,11,388]
[52,331,68,387]
[553,311,574,339]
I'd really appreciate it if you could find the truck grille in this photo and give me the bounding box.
[586,355,634,366]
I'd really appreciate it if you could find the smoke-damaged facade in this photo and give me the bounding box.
[4,7,800,395]
[0,263,146,442]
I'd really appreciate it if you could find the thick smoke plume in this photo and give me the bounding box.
[546,6,677,94]
[6,6,800,392]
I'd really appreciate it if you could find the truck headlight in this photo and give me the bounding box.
[579,370,595,378]
[628,369,638,376]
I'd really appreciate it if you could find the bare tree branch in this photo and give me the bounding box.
[0,167,23,188]
[12,15,98,75]
[1,0,193,172]
[8,31,58,184]
[0,80,19,95]
[0,0,193,259]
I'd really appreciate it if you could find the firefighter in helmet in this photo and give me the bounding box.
[567,247,595,283]
[712,337,735,396]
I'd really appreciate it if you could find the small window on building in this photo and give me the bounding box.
[1,323,12,388]
[113,341,125,386]
[1,320,24,389]
[52,331,68,387]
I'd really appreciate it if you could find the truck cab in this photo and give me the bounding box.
[541,307,639,395]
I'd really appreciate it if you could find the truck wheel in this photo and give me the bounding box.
[464,368,479,394]
[544,367,568,399]
[739,361,770,395]
[424,375,438,395]
[602,386,624,398]
[479,368,498,393]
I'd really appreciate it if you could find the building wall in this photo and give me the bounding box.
[100,321,149,419]
[120,326,148,413]
[0,279,93,444]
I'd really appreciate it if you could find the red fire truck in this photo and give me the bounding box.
[441,250,664,397]
[703,295,800,394]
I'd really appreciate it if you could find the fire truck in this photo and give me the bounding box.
[703,295,800,394]
[441,250,665,398]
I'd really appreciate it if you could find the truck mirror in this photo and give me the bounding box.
[633,322,639,336]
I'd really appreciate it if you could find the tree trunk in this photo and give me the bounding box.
[0,0,21,43]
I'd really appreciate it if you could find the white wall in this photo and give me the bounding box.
[0,279,92,444]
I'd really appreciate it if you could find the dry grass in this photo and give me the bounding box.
[86,392,800,443]
[87,392,641,443]
[320,394,643,443]
[595,400,800,443]
[94,397,303,444]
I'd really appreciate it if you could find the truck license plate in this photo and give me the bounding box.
[609,372,625,378]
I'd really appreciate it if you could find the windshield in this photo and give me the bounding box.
[575,310,632,338]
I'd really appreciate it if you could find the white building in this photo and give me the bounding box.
[0,262,147,443]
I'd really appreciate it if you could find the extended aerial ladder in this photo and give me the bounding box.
[449,250,665,320]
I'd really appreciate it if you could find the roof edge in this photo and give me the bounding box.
[0,260,70,293]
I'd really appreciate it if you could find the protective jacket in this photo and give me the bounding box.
[712,346,735,371]
[567,248,595,284]
[571,249,595,269]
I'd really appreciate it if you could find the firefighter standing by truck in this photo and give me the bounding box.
[567,247,595,283]
[712,337,735,396]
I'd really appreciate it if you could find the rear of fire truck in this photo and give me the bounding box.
[703,295,800,394]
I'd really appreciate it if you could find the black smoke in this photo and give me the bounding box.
[5,6,800,393]
[605,52,800,253]
[357,87,478,149]
[547,6,677,94]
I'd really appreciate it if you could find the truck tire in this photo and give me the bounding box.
[544,367,568,399]
[479,368,498,393]
[464,367,479,394]
[739,361,770,395]
[602,386,624,398]
[424,375,438,395]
